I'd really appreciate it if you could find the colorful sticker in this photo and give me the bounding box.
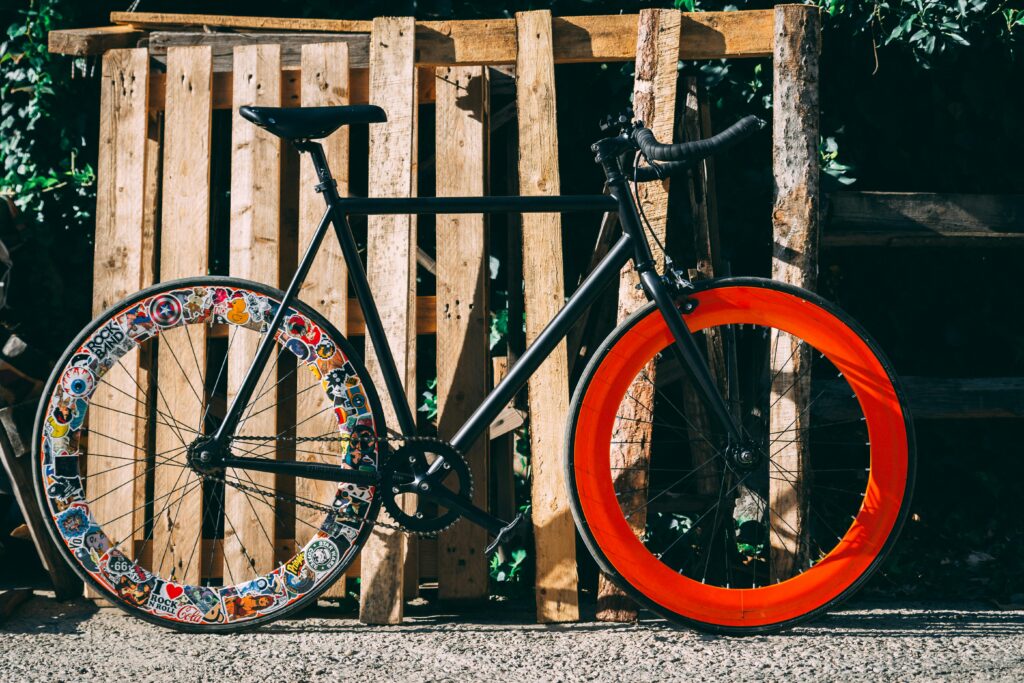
[39,284,379,626]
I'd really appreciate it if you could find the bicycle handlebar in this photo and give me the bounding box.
[632,114,766,169]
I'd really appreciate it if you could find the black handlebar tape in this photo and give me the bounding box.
[634,115,765,163]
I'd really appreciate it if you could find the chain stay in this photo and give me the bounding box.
[214,433,456,538]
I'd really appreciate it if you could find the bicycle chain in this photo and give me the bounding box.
[213,433,470,538]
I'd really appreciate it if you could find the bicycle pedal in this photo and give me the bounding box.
[484,512,528,556]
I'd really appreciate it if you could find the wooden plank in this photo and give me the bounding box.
[358,17,418,626]
[490,358,517,525]
[150,46,212,586]
[148,32,370,72]
[110,11,774,62]
[0,409,83,599]
[597,8,680,624]
[88,48,150,596]
[816,377,1024,421]
[225,43,282,581]
[769,4,820,583]
[132,110,160,543]
[435,65,490,602]
[515,9,578,623]
[296,42,352,600]
[48,26,143,56]
[148,67,436,111]
[824,192,1024,247]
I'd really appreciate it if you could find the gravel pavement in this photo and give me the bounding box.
[1,594,1022,682]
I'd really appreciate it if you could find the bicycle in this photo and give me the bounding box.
[33,103,914,634]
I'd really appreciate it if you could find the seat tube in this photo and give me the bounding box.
[308,143,419,436]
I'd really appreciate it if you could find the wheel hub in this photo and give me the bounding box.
[727,443,763,471]
[186,436,224,475]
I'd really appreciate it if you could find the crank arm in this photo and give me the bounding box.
[416,483,510,537]
[218,455,381,486]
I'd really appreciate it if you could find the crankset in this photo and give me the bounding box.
[380,437,473,534]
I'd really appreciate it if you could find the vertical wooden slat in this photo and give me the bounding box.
[514,9,578,623]
[296,42,351,600]
[132,110,161,547]
[597,7,681,623]
[359,17,417,625]
[152,46,212,584]
[226,43,282,580]
[490,357,515,524]
[770,4,821,581]
[89,49,150,591]
[435,65,490,601]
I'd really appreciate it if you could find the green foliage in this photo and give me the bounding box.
[1,0,94,224]
[418,377,438,421]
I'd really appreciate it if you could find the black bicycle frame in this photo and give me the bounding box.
[210,139,742,537]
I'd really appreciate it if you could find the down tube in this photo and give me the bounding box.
[449,233,635,453]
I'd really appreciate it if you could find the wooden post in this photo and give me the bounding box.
[296,42,352,600]
[88,49,150,594]
[514,9,579,623]
[769,4,820,581]
[596,8,680,623]
[226,43,282,580]
[435,65,491,601]
[152,45,212,585]
[359,17,417,625]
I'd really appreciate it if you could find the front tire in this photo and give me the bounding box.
[566,277,915,634]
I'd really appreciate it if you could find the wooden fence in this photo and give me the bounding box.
[49,5,820,623]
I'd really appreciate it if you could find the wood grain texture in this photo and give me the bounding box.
[152,46,212,585]
[770,4,820,582]
[296,42,352,600]
[148,67,436,111]
[226,43,282,581]
[824,192,1024,246]
[149,32,369,72]
[89,49,150,595]
[515,9,578,623]
[47,25,142,56]
[597,8,680,623]
[109,11,774,62]
[358,17,418,625]
[435,65,490,601]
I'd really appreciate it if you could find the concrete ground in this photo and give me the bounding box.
[1,594,1022,682]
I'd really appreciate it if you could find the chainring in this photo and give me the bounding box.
[380,437,473,534]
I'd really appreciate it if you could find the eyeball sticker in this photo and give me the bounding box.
[61,366,95,398]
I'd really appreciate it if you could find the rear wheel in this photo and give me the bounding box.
[566,277,914,634]
[33,276,385,631]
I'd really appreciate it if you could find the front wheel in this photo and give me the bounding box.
[33,276,385,631]
[566,277,915,634]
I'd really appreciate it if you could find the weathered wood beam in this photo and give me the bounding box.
[106,11,774,62]
[148,67,436,110]
[824,192,1024,247]
[769,3,821,584]
[435,65,491,602]
[515,9,579,624]
[147,31,370,72]
[48,25,143,55]
[816,377,1024,421]
[359,16,418,626]
[295,41,352,601]
[597,6,680,625]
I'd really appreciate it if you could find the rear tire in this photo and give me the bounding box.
[565,277,915,634]
[33,276,386,632]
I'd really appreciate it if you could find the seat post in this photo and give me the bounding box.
[294,140,341,206]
